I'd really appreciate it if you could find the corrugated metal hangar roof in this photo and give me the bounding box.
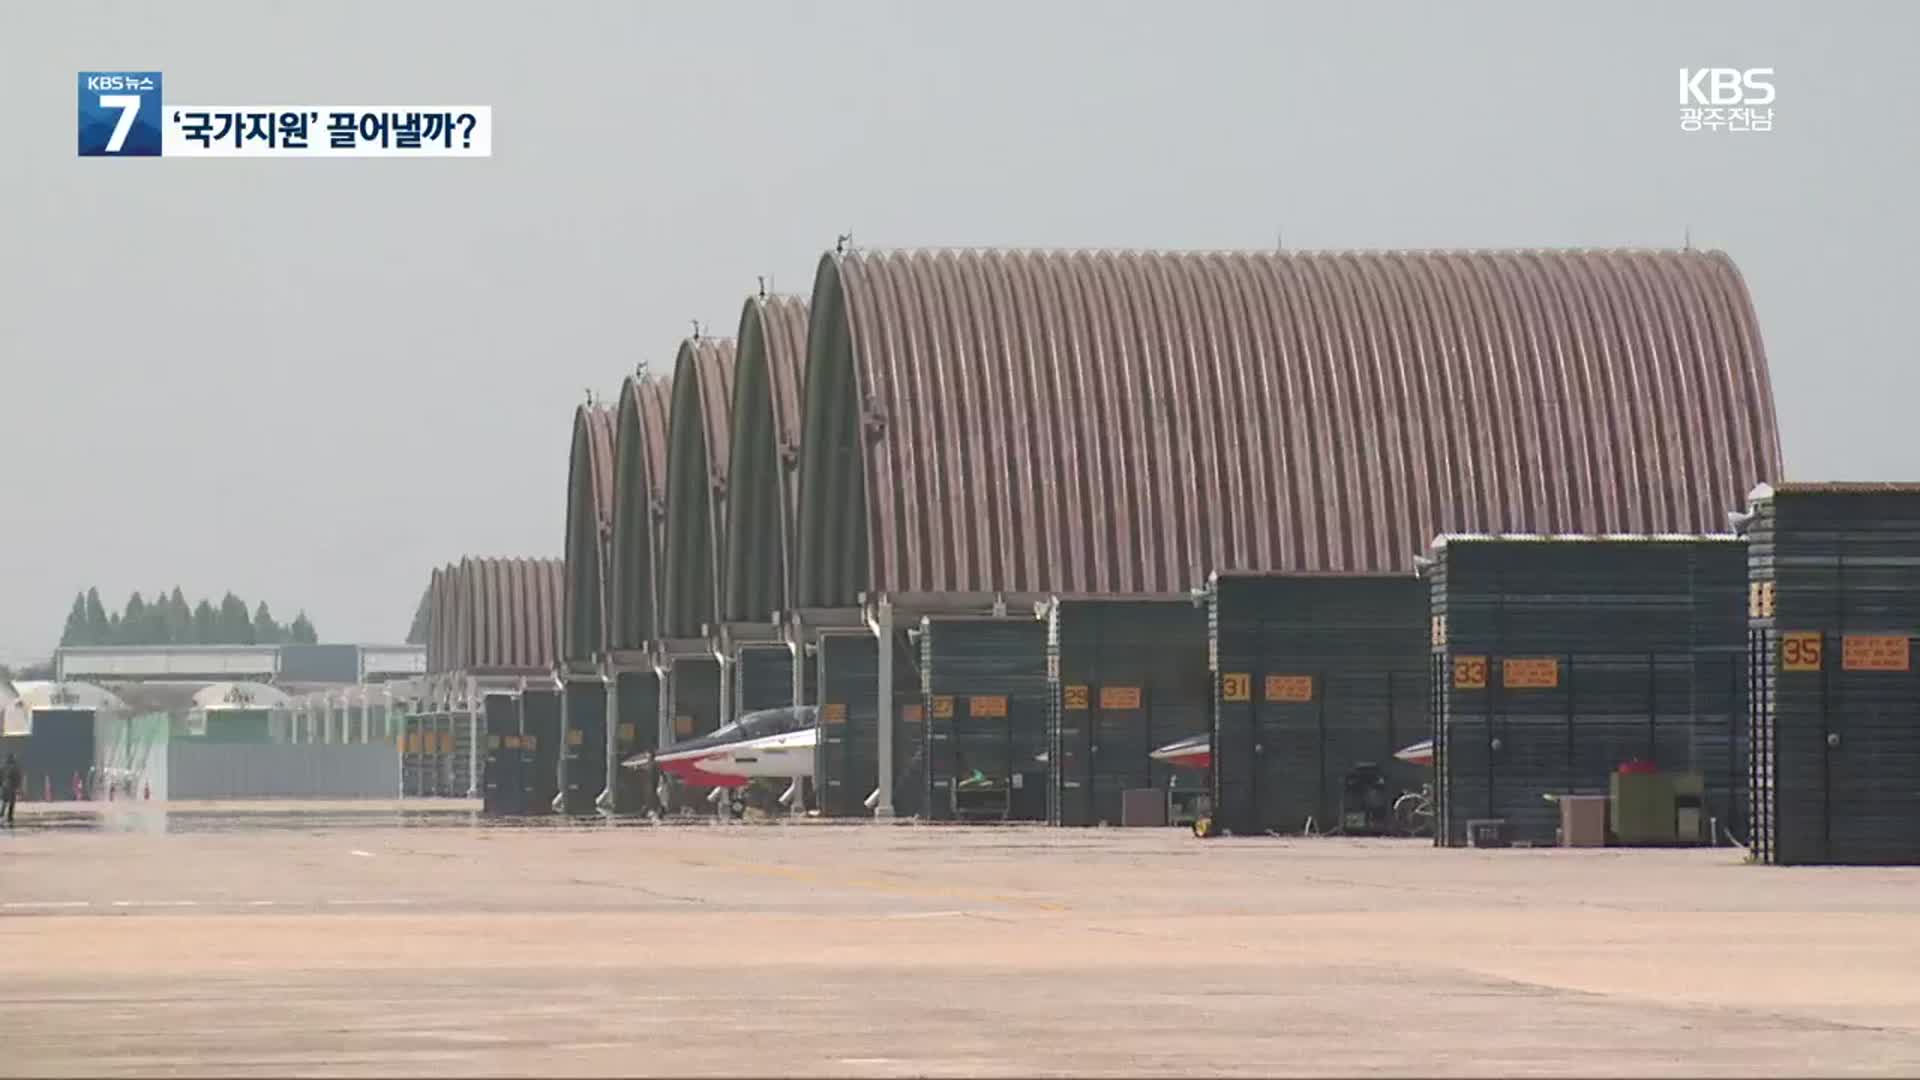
[793,247,1781,607]
[562,403,616,665]
[423,557,563,676]
[660,336,738,638]
[722,293,810,624]
[609,375,673,652]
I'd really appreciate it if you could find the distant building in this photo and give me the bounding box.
[54,643,424,686]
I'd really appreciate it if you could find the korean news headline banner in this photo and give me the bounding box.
[78,72,491,157]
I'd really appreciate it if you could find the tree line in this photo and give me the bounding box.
[59,588,318,648]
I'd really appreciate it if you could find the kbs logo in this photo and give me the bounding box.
[78,70,163,156]
[1680,68,1775,105]
[1678,68,1774,133]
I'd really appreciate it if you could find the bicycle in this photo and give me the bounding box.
[1392,783,1435,838]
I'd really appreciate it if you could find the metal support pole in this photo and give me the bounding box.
[872,597,896,819]
[789,627,807,708]
[714,642,734,726]
[394,691,406,800]
[598,662,617,813]
[462,677,477,799]
[654,652,673,751]
[552,672,567,813]
[789,632,809,815]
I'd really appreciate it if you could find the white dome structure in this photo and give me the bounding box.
[190,681,291,712]
[3,680,128,736]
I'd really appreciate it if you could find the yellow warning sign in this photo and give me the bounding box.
[673,715,695,737]
[1099,686,1142,710]
[1063,685,1090,711]
[969,695,1009,718]
[932,695,955,719]
[567,728,584,746]
[1452,655,1488,690]
[617,722,637,743]
[1843,634,1910,672]
[1502,658,1560,690]
[1221,673,1252,703]
[822,703,848,725]
[1781,631,1823,672]
[504,735,522,749]
[1264,675,1314,703]
[901,703,925,722]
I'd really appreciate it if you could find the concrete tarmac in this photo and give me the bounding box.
[1,801,1917,1076]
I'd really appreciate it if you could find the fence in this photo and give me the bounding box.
[167,743,398,799]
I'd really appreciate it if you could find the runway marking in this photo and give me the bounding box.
[323,898,415,906]
[887,910,969,919]
[246,900,277,907]
[675,855,1068,912]
[349,850,375,858]
[3,900,91,909]
[110,900,198,908]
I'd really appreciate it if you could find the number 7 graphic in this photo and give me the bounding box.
[99,94,142,153]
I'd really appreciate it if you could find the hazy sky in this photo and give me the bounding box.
[1,1,1914,661]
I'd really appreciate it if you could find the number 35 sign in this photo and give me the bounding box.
[1780,631,1822,672]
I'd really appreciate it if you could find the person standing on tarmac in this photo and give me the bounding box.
[1,753,20,825]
